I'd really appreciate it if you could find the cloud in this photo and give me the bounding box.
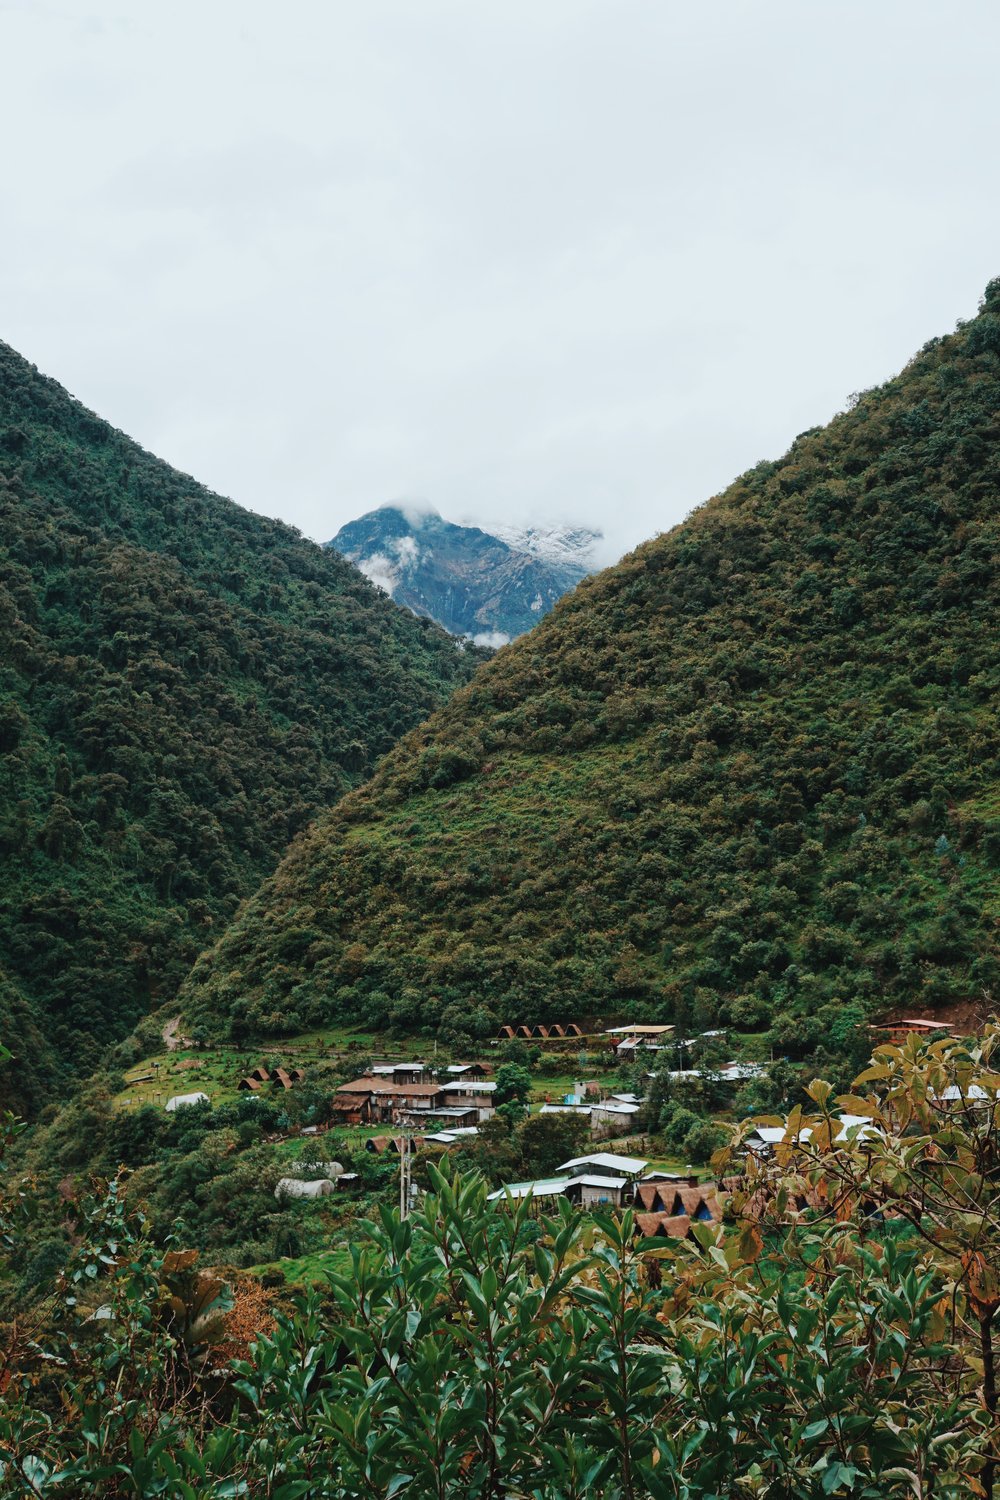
[379,499,440,530]
[355,552,398,596]
[2,1,999,568]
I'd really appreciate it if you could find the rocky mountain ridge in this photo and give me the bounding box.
[327,505,601,643]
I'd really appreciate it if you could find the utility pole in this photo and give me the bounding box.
[399,1132,411,1219]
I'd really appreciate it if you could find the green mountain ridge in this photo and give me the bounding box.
[182,285,1000,1059]
[0,343,479,1111]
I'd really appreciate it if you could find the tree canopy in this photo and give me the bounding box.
[0,342,480,1110]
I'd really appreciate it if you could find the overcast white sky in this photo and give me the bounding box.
[2,1,999,563]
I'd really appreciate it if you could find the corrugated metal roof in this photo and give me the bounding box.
[487,1177,572,1201]
[558,1153,649,1175]
[565,1175,627,1191]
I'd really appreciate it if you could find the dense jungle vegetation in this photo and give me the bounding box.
[0,343,480,1112]
[183,285,1000,1060]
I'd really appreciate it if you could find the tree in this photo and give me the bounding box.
[494,1063,533,1122]
[517,1111,590,1178]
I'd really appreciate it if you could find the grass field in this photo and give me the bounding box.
[114,1024,439,1112]
[250,1245,353,1287]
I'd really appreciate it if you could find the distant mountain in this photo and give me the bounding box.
[327,505,600,643]
[487,522,602,578]
[0,344,477,1113]
[186,283,1000,1057]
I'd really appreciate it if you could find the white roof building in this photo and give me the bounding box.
[666,1062,766,1083]
[274,1178,336,1201]
[487,1174,629,1204]
[487,1177,572,1202]
[746,1114,882,1152]
[441,1080,497,1093]
[605,1024,675,1036]
[165,1091,209,1112]
[558,1152,649,1177]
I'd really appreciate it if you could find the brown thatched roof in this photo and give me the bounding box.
[635,1213,694,1240]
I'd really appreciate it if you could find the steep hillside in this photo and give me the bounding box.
[328,505,597,643]
[183,286,1000,1060]
[0,344,478,1110]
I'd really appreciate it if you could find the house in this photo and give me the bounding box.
[440,1079,497,1098]
[538,1104,591,1116]
[589,1100,642,1138]
[605,1024,674,1042]
[663,1062,766,1085]
[444,1063,491,1080]
[640,1170,699,1188]
[440,1080,497,1119]
[333,1078,379,1124]
[397,1105,479,1129]
[387,1083,445,1118]
[744,1114,881,1157]
[937,1083,990,1106]
[431,1126,480,1145]
[559,1081,602,1106]
[165,1091,209,1112]
[238,1077,263,1092]
[332,1077,443,1125]
[558,1152,649,1179]
[487,1171,629,1211]
[371,1062,429,1084]
[878,1017,953,1041]
[487,1177,573,1204]
[563,1175,628,1209]
[743,1125,787,1156]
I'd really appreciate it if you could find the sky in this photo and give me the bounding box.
[2,1,1000,566]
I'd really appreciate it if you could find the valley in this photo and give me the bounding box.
[2,283,1000,1496]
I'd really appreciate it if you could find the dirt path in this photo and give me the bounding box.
[162,1016,183,1052]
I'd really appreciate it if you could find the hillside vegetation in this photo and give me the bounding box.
[184,286,1000,1061]
[0,343,479,1110]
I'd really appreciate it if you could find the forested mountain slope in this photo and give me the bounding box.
[183,285,1000,1059]
[0,344,478,1111]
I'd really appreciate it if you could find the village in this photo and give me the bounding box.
[122,1013,960,1255]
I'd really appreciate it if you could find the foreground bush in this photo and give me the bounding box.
[4,1026,1000,1495]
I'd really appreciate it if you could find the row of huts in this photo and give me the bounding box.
[238,1064,307,1092]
